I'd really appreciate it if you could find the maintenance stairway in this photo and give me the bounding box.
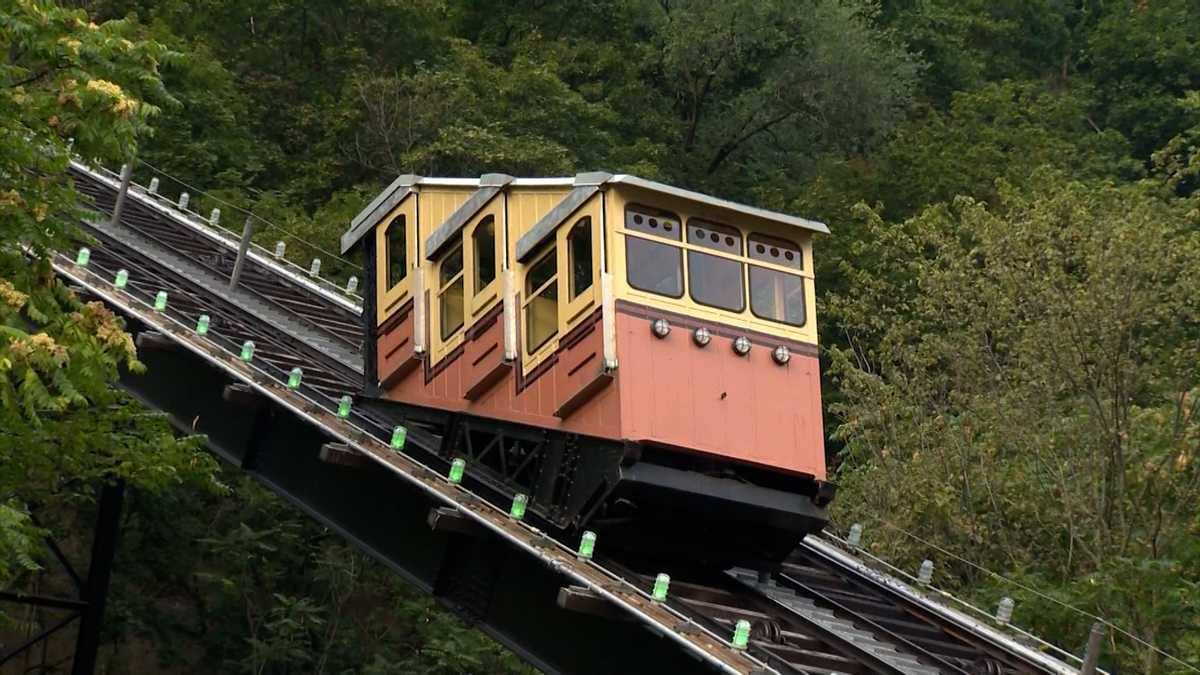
[56,161,1093,675]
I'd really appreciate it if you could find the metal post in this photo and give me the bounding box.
[229,216,255,291]
[108,163,133,227]
[1079,622,1105,674]
[71,480,125,675]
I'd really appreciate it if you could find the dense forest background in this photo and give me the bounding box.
[2,0,1198,672]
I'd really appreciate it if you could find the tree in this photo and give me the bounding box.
[0,0,220,589]
[648,0,920,195]
[827,175,1200,672]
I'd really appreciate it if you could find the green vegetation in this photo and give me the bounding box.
[3,0,1198,672]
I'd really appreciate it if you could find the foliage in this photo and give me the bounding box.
[0,0,221,592]
[648,0,920,194]
[828,177,1200,671]
[7,0,1200,671]
[105,471,532,674]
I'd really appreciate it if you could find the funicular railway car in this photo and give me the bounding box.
[340,172,834,564]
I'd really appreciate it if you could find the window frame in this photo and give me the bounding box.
[622,204,685,299]
[467,211,501,318]
[373,197,416,327]
[522,245,559,357]
[685,218,746,313]
[745,232,807,328]
[616,204,816,333]
[436,242,466,342]
[562,215,599,326]
[386,214,408,291]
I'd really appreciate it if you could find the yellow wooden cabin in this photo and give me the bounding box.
[340,172,829,480]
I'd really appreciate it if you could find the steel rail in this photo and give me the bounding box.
[71,174,362,351]
[768,568,971,674]
[69,160,363,312]
[799,537,1080,675]
[51,253,770,675]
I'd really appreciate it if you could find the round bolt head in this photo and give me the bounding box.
[693,326,711,347]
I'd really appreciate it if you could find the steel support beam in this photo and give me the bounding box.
[72,480,125,675]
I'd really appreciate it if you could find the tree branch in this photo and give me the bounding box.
[704,109,795,175]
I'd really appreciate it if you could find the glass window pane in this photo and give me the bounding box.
[748,233,803,270]
[473,216,496,292]
[624,205,683,298]
[568,217,593,300]
[687,219,744,311]
[688,218,742,254]
[749,266,806,327]
[525,248,558,353]
[625,205,681,240]
[440,245,463,285]
[387,216,407,289]
[439,244,464,339]
[688,251,744,311]
[440,278,465,339]
[627,237,683,298]
[526,248,556,295]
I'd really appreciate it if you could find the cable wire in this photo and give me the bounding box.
[870,520,1200,673]
[133,158,362,270]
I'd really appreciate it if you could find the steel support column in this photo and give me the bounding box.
[71,480,125,675]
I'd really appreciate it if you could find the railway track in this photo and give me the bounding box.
[63,162,1082,675]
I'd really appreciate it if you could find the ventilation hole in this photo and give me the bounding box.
[695,228,705,239]
[784,251,795,261]
[756,244,765,254]
[770,247,779,257]
[649,218,658,228]
[664,222,673,231]
[725,236,735,246]
[710,233,719,243]
[633,214,643,225]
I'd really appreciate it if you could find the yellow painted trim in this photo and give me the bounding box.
[605,187,819,346]
[426,195,509,368]
[618,227,816,280]
[466,200,504,322]
[517,194,603,376]
[374,196,416,326]
[430,244,465,365]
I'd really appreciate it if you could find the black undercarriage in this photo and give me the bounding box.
[357,394,833,567]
